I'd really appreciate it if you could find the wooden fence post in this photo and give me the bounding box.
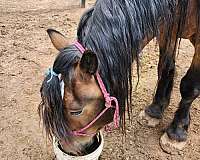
[80,0,86,8]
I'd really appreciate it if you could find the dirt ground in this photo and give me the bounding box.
[0,0,200,159]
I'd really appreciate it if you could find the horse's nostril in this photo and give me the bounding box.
[70,110,83,116]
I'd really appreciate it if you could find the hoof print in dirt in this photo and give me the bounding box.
[160,132,187,155]
[138,110,160,127]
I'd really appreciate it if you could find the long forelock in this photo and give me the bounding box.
[39,45,82,142]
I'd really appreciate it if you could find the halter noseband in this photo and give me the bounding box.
[47,41,120,136]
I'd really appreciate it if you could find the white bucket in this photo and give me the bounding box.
[53,132,104,160]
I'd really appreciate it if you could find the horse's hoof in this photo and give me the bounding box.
[138,110,160,127]
[160,133,187,155]
[166,124,188,142]
[145,104,163,119]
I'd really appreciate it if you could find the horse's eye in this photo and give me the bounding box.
[70,110,83,116]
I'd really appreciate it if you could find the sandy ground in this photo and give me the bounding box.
[0,0,200,159]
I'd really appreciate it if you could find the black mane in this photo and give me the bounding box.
[78,0,176,124]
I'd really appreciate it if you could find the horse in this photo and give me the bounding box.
[39,0,200,156]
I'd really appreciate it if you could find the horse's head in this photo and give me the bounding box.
[39,29,116,155]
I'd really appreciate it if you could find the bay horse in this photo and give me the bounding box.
[39,0,200,156]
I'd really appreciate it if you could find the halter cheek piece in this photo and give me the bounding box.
[46,41,120,136]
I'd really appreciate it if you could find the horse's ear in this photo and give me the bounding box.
[80,50,98,75]
[47,29,69,51]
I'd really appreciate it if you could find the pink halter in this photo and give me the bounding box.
[71,41,120,136]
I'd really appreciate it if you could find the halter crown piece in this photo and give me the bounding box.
[46,41,120,136]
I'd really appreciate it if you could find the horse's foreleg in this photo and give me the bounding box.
[144,23,179,120]
[145,50,175,119]
[166,35,200,141]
